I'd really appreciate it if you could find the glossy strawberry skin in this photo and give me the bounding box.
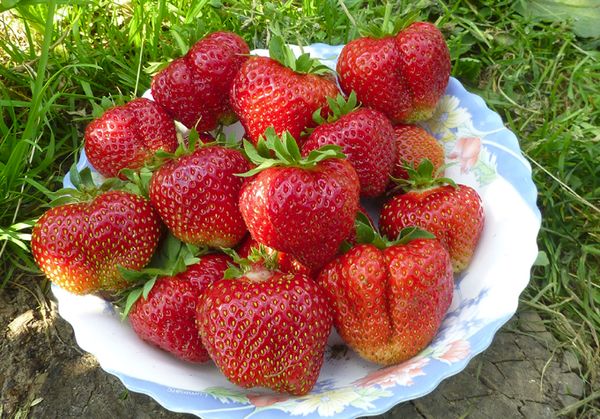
[379,185,484,272]
[337,22,450,123]
[392,124,445,180]
[151,31,249,130]
[230,56,339,144]
[84,98,178,178]
[149,146,250,248]
[317,239,453,365]
[238,159,360,270]
[197,273,332,395]
[395,22,451,121]
[129,254,230,363]
[302,108,396,197]
[31,191,162,295]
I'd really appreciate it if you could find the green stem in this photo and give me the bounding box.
[382,1,393,34]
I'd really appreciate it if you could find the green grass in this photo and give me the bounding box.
[1,0,598,415]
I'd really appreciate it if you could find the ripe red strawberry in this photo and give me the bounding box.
[31,188,161,295]
[129,254,230,363]
[236,236,311,276]
[392,124,445,180]
[151,31,249,130]
[379,161,484,272]
[84,98,178,178]
[197,258,332,395]
[238,129,360,270]
[230,37,339,144]
[337,22,450,123]
[302,93,396,197]
[149,145,250,248]
[317,219,453,365]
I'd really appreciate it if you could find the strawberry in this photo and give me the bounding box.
[31,171,162,295]
[236,236,311,276]
[149,144,250,248]
[238,129,360,270]
[301,92,396,197]
[337,21,450,123]
[128,253,230,363]
[379,160,484,272]
[230,37,339,144]
[317,217,453,365]
[392,124,445,180]
[197,254,332,395]
[84,98,178,178]
[151,31,249,131]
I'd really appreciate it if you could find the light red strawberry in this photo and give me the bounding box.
[230,37,339,144]
[128,253,230,362]
[197,256,332,395]
[31,186,161,295]
[392,124,445,180]
[84,98,178,178]
[238,129,360,270]
[236,236,311,276]
[149,145,250,248]
[317,218,453,365]
[151,31,249,130]
[337,21,450,123]
[301,92,396,197]
[379,160,484,272]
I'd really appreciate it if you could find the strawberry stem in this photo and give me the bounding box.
[237,128,346,177]
[382,2,393,35]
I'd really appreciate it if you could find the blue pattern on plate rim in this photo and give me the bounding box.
[61,43,541,418]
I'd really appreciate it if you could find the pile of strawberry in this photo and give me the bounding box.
[31,24,485,396]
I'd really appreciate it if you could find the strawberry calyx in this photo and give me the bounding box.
[351,212,435,250]
[390,158,457,192]
[358,3,420,38]
[268,35,332,76]
[312,91,360,126]
[50,165,125,207]
[238,127,345,177]
[117,233,208,318]
[221,246,279,281]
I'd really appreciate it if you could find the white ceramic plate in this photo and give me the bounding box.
[55,44,541,418]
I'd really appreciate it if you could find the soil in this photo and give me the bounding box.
[0,279,588,418]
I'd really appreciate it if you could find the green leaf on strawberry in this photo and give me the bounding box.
[268,35,332,76]
[238,128,346,177]
[118,232,208,318]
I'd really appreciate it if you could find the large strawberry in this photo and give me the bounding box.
[392,123,445,180]
[379,160,484,272]
[149,143,250,248]
[128,253,230,363]
[302,92,396,197]
[151,31,249,131]
[84,98,178,178]
[31,169,162,295]
[197,253,332,395]
[317,216,453,365]
[230,37,339,144]
[238,129,360,270]
[337,21,450,123]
